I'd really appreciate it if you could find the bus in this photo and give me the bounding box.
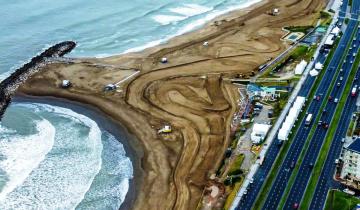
[305,113,313,126]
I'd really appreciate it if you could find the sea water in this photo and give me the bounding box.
[0,0,260,209]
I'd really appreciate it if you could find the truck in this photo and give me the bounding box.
[352,85,358,97]
[305,113,313,126]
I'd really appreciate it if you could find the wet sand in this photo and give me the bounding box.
[17,0,328,209]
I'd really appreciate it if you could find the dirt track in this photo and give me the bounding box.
[18,0,327,209]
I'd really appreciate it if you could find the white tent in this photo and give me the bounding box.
[277,96,306,141]
[325,34,335,46]
[294,60,308,75]
[252,123,271,135]
[310,69,319,77]
[331,27,340,36]
[251,123,271,143]
[295,96,306,106]
[278,128,290,140]
[315,62,323,70]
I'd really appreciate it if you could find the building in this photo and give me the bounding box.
[331,26,341,36]
[340,138,360,188]
[247,84,280,101]
[278,96,305,140]
[315,62,323,70]
[325,34,335,46]
[251,123,271,144]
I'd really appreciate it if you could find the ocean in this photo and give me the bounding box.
[0,0,260,209]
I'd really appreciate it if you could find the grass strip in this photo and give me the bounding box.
[324,189,360,210]
[251,36,341,210]
[278,23,359,210]
[299,43,360,210]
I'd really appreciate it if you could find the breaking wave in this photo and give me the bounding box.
[0,103,132,210]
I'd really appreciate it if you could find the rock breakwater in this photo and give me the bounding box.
[0,41,76,119]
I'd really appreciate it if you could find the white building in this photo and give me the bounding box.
[277,96,305,140]
[294,60,308,75]
[331,26,341,36]
[310,69,319,77]
[340,138,360,187]
[325,34,335,46]
[251,123,271,144]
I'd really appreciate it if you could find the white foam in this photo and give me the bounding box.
[124,0,262,54]
[0,71,11,82]
[169,4,213,17]
[0,103,104,210]
[152,15,187,25]
[0,119,56,201]
[176,0,263,36]
[124,39,164,54]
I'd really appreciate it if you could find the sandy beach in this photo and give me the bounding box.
[17,0,328,209]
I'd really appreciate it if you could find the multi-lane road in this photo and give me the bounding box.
[235,0,360,209]
[262,13,357,210]
[309,48,360,210]
[283,9,360,210]
[263,1,360,209]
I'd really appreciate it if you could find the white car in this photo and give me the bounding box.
[334,98,339,103]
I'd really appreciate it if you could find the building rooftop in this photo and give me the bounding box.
[247,84,263,93]
[347,138,360,153]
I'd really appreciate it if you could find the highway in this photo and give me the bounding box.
[308,9,360,210]
[235,40,326,210]
[234,3,346,209]
[309,57,360,210]
[283,13,360,210]
[261,1,359,210]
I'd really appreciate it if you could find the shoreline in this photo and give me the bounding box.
[77,0,272,65]
[16,0,328,209]
[12,94,143,210]
[107,0,265,57]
